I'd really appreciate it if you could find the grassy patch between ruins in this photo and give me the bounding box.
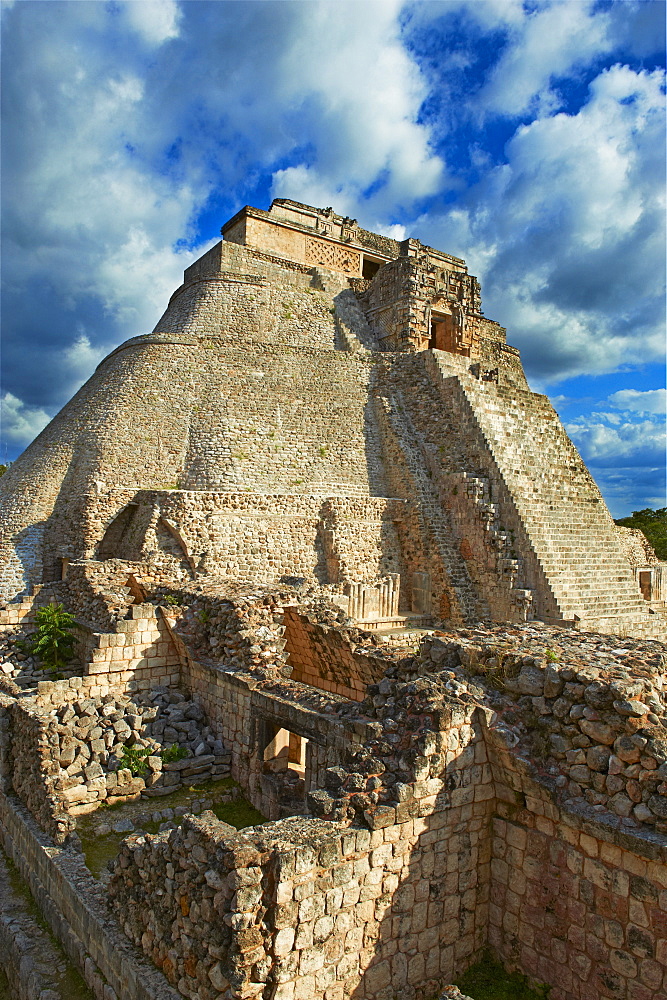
[212,797,266,828]
[455,954,550,999]
[77,777,266,879]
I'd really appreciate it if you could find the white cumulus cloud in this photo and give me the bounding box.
[566,419,665,464]
[608,388,666,416]
[416,63,665,384]
[0,393,51,447]
[121,0,181,46]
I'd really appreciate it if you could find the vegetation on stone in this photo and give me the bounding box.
[456,954,550,999]
[18,602,79,674]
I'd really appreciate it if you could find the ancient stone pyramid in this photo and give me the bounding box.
[1,199,664,639]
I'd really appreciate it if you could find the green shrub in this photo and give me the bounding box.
[160,744,188,763]
[117,745,153,775]
[19,603,79,673]
[117,742,188,776]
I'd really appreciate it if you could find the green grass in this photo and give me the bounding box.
[78,778,264,877]
[456,955,550,999]
[212,799,266,828]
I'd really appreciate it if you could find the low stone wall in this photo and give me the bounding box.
[0,844,91,1000]
[7,682,232,838]
[10,699,74,842]
[0,595,36,630]
[111,790,491,1000]
[0,789,181,1000]
[82,603,182,690]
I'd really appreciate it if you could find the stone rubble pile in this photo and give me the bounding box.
[0,626,81,689]
[423,624,667,831]
[47,687,231,811]
[162,586,294,677]
[302,620,667,833]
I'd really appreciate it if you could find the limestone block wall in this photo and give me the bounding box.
[356,254,484,355]
[488,747,667,1000]
[74,604,182,690]
[616,526,660,568]
[81,492,407,596]
[110,697,496,1000]
[110,679,667,1000]
[282,607,388,701]
[153,272,337,350]
[0,789,182,1000]
[417,623,667,833]
[0,695,11,793]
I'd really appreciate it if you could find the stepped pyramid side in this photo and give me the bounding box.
[0,198,664,638]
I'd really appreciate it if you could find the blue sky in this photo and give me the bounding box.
[1,0,665,517]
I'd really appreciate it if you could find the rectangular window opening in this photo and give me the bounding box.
[362,256,381,280]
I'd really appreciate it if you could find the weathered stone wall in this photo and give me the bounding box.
[488,751,667,1000]
[283,607,388,701]
[0,789,181,1000]
[0,239,391,600]
[423,622,667,832]
[1,580,666,1000]
[83,493,407,598]
[0,841,85,1000]
[110,694,495,1000]
[9,699,74,842]
[356,252,486,355]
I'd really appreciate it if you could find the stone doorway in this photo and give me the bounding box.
[260,721,309,818]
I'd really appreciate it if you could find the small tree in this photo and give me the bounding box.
[22,603,79,673]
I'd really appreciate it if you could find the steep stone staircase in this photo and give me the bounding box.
[427,353,666,639]
[373,386,486,625]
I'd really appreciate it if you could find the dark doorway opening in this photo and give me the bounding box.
[639,571,652,601]
[261,722,309,817]
[362,256,381,280]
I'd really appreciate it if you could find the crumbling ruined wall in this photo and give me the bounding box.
[282,607,389,700]
[110,696,496,1000]
[109,632,667,1000]
[9,700,75,842]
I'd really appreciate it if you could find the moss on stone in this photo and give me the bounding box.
[456,955,550,999]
